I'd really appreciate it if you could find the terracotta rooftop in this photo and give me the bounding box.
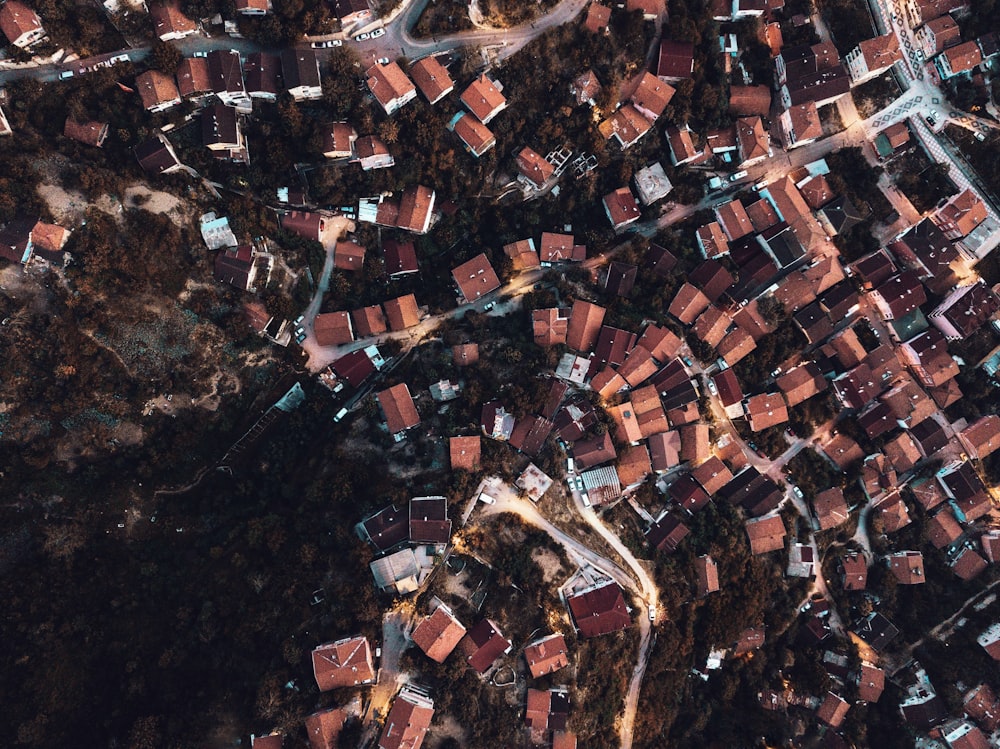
[583,2,611,32]
[628,71,675,119]
[377,383,420,435]
[450,435,481,471]
[460,74,506,123]
[857,33,903,70]
[313,311,354,346]
[817,692,850,728]
[716,199,753,241]
[745,514,786,554]
[567,581,630,638]
[889,550,925,584]
[524,633,569,678]
[305,707,346,749]
[516,147,555,188]
[668,282,710,325]
[378,690,433,749]
[696,222,730,258]
[408,55,454,104]
[366,61,416,110]
[813,487,849,530]
[352,305,386,338]
[746,393,789,431]
[604,187,642,228]
[383,294,420,330]
[729,85,772,116]
[695,555,720,596]
[311,636,374,691]
[135,70,180,110]
[412,604,467,663]
[566,300,606,352]
[540,231,582,263]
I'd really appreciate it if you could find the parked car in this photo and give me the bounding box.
[355,32,371,40]
[706,378,718,396]
[59,70,74,79]
[729,169,749,182]
[791,486,804,499]
[649,606,657,622]
[478,492,496,505]
[376,57,390,65]
[371,28,385,37]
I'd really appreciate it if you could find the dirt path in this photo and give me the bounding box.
[478,479,655,749]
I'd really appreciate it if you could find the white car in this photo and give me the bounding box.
[479,493,496,505]
[355,32,371,41]
[371,28,385,37]
[707,378,718,396]
[648,606,657,622]
[376,57,390,65]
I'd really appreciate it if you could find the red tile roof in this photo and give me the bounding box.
[567,581,630,637]
[314,311,354,346]
[305,708,346,749]
[383,294,421,330]
[889,550,925,584]
[451,252,500,302]
[460,619,512,673]
[334,239,366,271]
[566,300,606,352]
[412,604,467,663]
[449,435,481,471]
[583,2,611,32]
[657,39,695,79]
[524,633,569,678]
[408,55,454,104]
[377,383,420,434]
[352,305,387,337]
[312,636,374,691]
[729,85,772,116]
[378,690,433,749]
[517,147,554,188]
[603,187,642,228]
[460,74,506,123]
[745,514,786,554]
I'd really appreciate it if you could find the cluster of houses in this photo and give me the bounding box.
[900,0,1000,81]
[295,490,639,748]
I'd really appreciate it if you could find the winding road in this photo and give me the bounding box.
[476,478,657,749]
